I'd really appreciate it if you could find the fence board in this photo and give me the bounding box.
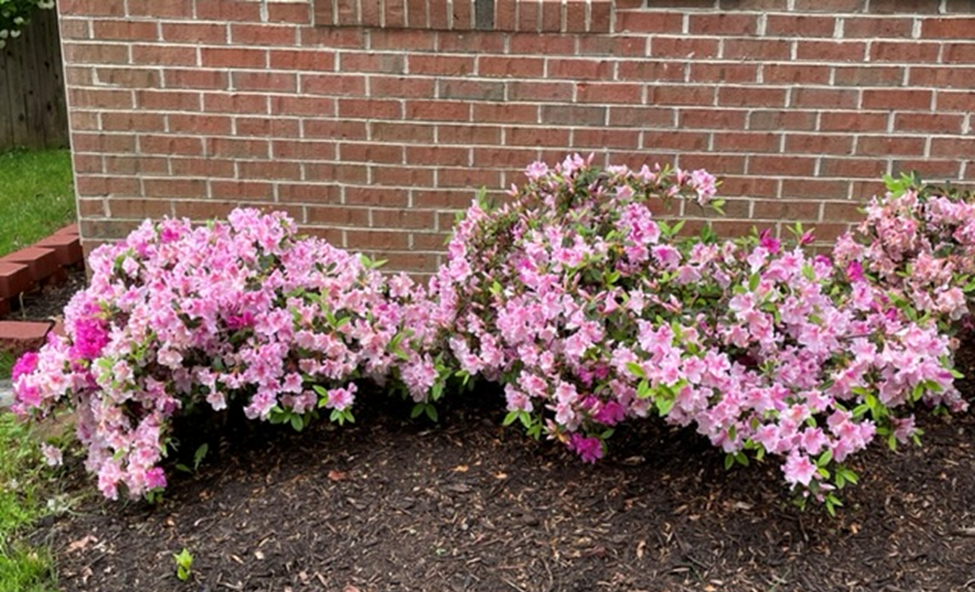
[0,8,69,153]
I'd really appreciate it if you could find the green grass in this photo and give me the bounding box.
[0,352,13,382]
[0,415,59,592]
[0,149,76,258]
[0,148,75,591]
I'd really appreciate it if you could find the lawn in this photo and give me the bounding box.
[0,149,76,259]
[0,148,75,379]
[0,148,75,592]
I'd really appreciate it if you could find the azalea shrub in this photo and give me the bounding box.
[11,155,973,511]
[834,172,975,336]
[431,155,965,511]
[12,209,432,499]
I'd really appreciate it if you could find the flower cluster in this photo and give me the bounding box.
[12,209,430,499]
[834,173,975,334]
[432,156,964,509]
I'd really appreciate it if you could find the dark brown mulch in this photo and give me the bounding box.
[30,374,975,592]
[6,265,86,323]
[15,270,975,592]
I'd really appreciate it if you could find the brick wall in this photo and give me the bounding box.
[59,0,975,271]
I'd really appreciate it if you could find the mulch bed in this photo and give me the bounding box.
[16,273,975,592]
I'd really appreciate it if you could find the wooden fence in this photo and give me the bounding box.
[0,7,68,153]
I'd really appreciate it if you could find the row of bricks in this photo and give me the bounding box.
[59,39,975,67]
[0,226,84,319]
[55,0,975,32]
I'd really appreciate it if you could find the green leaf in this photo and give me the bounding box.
[502,411,519,427]
[193,443,208,471]
[626,362,646,378]
[817,449,833,468]
[656,397,674,417]
[290,414,304,432]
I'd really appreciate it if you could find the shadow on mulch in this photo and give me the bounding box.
[30,369,975,592]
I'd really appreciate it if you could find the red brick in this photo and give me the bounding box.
[796,41,866,62]
[2,248,60,284]
[436,124,503,145]
[207,137,270,159]
[209,181,275,200]
[894,113,964,134]
[650,37,720,59]
[713,132,781,153]
[765,14,836,37]
[161,22,228,44]
[438,32,506,53]
[722,39,791,61]
[478,56,545,78]
[406,101,471,122]
[943,44,975,64]
[862,89,932,110]
[783,133,854,155]
[0,321,53,357]
[576,82,643,104]
[790,88,858,109]
[144,179,207,198]
[718,87,787,108]
[62,43,129,65]
[300,73,366,96]
[164,69,229,90]
[131,45,197,66]
[680,108,745,130]
[371,122,435,143]
[136,90,201,111]
[100,112,166,132]
[303,120,369,140]
[820,158,887,179]
[509,33,575,55]
[646,131,710,151]
[690,63,760,84]
[834,66,904,87]
[230,24,297,46]
[196,0,262,22]
[109,198,172,219]
[688,13,757,35]
[202,47,266,69]
[140,135,205,156]
[617,61,685,82]
[170,158,235,178]
[340,52,406,74]
[340,143,405,163]
[370,76,436,98]
[69,88,133,110]
[748,155,816,176]
[615,11,683,33]
[819,112,888,132]
[127,0,193,17]
[272,139,337,162]
[271,95,336,117]
[921,17,975,38]
[0,263,32,299]
[869,42,940,62]
[507,81,574,101]
[93,20,158,41]
[856,136,926,156]
[95,67,160,88]
[912,67,975,88]
[574,128,640,150]
[647,86,715,107]
[409,55,475,76]
[204,93,268,114]
[843,16,914,37]
[55,224,80,236]
[576,35,646,57]
[505,126,571,147]
[59,0,124,16]
[306,206,369,226]
[232,71,298,92]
